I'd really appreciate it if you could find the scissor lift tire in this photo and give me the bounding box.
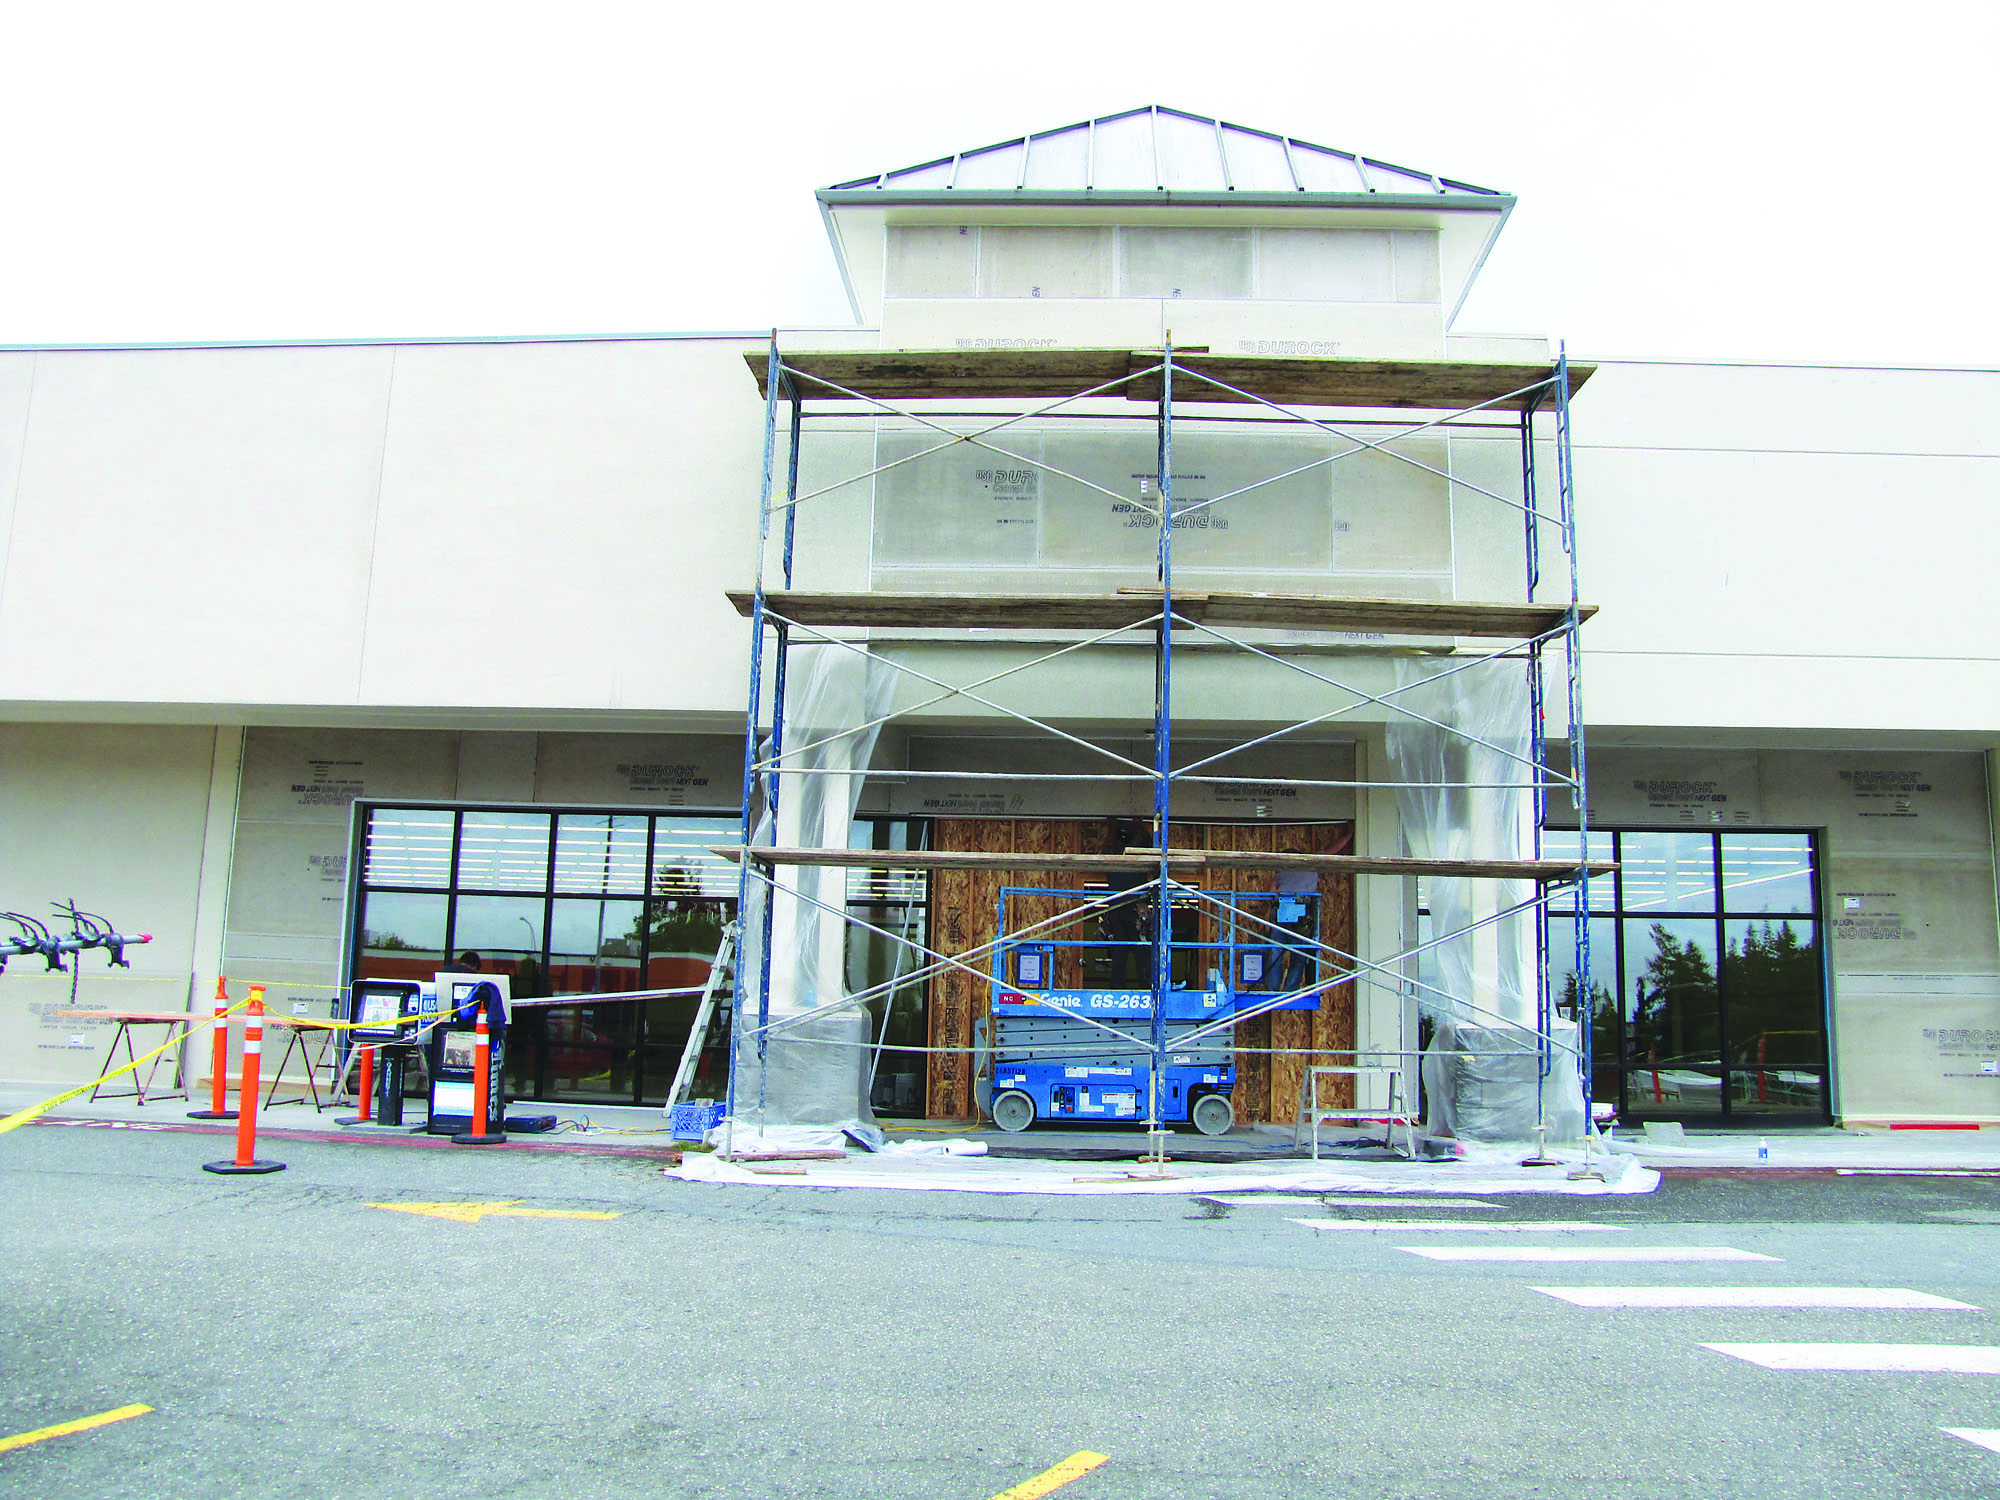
[1191,1091,1235,1137]
[992,1089,1036,1133]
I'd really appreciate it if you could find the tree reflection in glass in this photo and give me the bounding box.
[1724,918,1823,1111]
[1625,918,1722,1113]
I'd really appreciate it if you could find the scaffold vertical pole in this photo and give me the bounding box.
[752,375,803,1131]
[1149,344,1174,1165]
[727,334,785,1149]
[1555,342,1598,1174]
[1522,388,1557,1162]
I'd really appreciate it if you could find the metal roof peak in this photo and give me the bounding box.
[823,108,1505,201]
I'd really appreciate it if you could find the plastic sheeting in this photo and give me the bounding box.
[1422,1019,1586,1145]
[1387,657,1584,1144]
[667,1149,1658,1196]
[727,646,895,1141]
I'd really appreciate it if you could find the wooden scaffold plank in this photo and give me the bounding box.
[748,348,1595,411]
[730,589,1596,640]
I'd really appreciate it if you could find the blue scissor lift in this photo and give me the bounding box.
[980,884,1323,1135]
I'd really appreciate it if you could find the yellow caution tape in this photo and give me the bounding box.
[0,998,253,1137]
[276,1003,460,1033]
[2,987,489,1138]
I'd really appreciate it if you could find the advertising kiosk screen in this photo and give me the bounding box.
[351,981,418,1040]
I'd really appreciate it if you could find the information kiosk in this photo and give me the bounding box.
[346,978,433,1125]
[425,974,510,1135]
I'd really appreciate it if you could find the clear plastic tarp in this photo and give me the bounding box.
[1388,656,1584,1144]
[727,647,893,1143]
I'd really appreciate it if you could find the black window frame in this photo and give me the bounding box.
[1541,826,1830,1125]
[346,801,930,1109]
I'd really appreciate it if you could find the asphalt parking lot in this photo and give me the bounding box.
[7,1123,2000,1499]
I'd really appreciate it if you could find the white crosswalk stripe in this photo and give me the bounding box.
[1533,1286,1976,1310]
[1944,1429,2000,1454]
[1704,1344,2000,1374]
[1402,1245,1779,1262]
[1292,1219,1624,1233]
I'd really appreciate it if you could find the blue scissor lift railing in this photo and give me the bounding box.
[722,343,1610,1160]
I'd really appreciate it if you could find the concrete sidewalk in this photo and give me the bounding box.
[10,1079,2000,1174]
[1605,1122,2000,1171]
[0,1080,684,1151]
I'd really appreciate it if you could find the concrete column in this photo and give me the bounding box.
[187,726,244,1014]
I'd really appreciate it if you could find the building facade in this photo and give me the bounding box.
[2,108,1995,1126]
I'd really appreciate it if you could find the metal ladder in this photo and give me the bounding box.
[662,924,737,1112]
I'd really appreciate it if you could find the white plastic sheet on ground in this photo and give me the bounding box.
[666,1149,1657,1196]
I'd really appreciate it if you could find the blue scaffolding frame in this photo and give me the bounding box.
[721,341,1607,1161]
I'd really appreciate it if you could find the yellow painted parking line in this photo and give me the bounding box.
[989,1450,1108,1499]
[495,1207,619,1220]
[0,1403,152,1455]
[367,1200,619,1223]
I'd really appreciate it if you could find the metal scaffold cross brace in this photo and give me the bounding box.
[725,337,1600,1158]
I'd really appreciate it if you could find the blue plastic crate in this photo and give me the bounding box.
[669,1101,725,1140]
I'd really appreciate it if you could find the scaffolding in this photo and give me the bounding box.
[720,341,1613,1160]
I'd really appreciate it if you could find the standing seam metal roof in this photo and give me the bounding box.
[824,106,1504,199]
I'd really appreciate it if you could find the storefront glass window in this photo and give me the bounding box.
[553,814,648,895]
[356,890,447,980]
[351,805,927,1109]
[455,811,551,891]
[1544,829,1826,1122]
[1617,831,1719,913]
[362,808,453,888]
[1719,834,1816,914]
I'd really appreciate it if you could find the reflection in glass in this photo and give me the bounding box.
[1547,916,1616,1026]
[1724,918,1823,1077]
[363,808,453,888]
[541,1005,631,1096]
[1623,918,1722,1114]
[358,891,447,980]
[1542,831,1614,912]
[1730,1069,1824,1113]
[554,815,648,896]
[456,811,551,891]
[846,818,929,905]
[1547,913,1617,1108]
[645,898,728,990]
[849,906,929,1116]
[548,898,643,995]
[640,980,732,1103]
[450,896,546,998]
[1618,832,1718,913]
[650,818,741,898]
[1720,834,1815,914]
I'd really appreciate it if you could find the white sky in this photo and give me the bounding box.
[4,1,1995,365]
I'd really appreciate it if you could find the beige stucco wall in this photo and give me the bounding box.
[1572,360,2000,737]
[0,338,767,723]
[0,723,234,1085]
